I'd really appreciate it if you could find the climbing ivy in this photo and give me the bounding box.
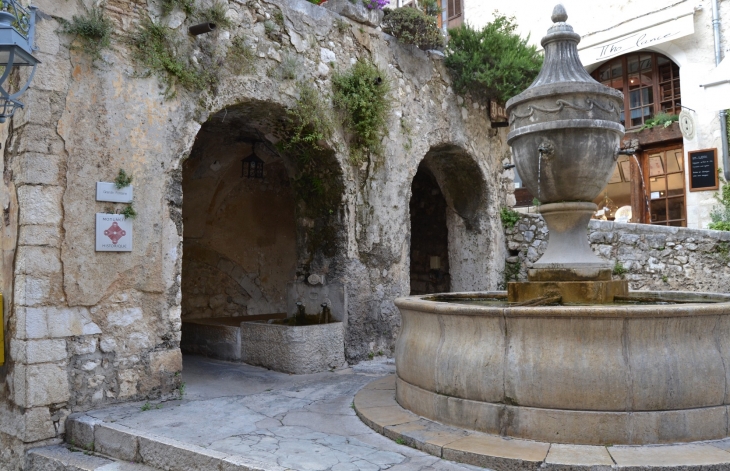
[332,59,391,164]
[445,14,542,103]
[279,84,343,259]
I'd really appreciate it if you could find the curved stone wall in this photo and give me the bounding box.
[395,292,730,445]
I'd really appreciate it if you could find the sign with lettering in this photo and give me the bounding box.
[489,100,508,128]
[689,148,718,192]
[578,12,694,67]
[96,213,133,252]
[96,182,133,203]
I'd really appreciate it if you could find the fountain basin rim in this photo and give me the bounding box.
[507,119,624,144]
[506,81,624,110]
[394,291,730,319]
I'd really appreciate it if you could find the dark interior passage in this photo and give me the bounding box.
[409,164,450,295]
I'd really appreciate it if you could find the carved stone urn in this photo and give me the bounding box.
[506,5,625,293]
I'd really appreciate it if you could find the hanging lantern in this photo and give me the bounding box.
[241,152,264,179]
[0,0,40,123]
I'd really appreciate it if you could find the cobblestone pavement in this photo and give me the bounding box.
[82,355,487,471]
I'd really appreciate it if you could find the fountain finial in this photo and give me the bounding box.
[551,4,568,23]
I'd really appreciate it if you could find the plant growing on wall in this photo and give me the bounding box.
[332,59,391,163]
[161,0,195,15]
[114,168,133,189]
[500,207,521,229]
[445,14,543,103]
[381,7,444,51]
[280,84,344,260]
[709,172,730,231]
[129,17,214,98]
[61,4,114,64]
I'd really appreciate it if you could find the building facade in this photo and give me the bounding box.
[465,0,730,229]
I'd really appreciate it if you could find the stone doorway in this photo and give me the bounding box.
[179,110,298,358]
[178,103,346,370]
[408,145,490,295]
[409,163,450,295]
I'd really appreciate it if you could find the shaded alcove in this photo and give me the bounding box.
[409,163,450,295]
[408,144,489,295]
[179,102,346,359]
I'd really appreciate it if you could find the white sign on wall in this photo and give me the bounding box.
[96,182,133,203]
[96,213,133,252]
[578,6,695,67]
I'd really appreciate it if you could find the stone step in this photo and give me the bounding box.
[25,445,160,471]
[65,414,284,471]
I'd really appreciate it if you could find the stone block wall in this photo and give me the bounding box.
[0,0,512,465]
[504,213,730,292]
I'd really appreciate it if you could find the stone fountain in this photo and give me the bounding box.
[393,5,730,446]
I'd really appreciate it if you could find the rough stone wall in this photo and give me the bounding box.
[504,213,730,292]
[0,0,510,465]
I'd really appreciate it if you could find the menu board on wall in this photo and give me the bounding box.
[689,148,718,191]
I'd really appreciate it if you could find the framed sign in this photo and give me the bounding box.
[688,148,718,192]
[489,100,508,128]
[96,213,133,252]
[96,182,133,203]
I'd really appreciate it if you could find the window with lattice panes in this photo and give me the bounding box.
[591,52,681,129]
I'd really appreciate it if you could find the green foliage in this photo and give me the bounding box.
[419,0,442,16]
[62,5,114,64]
[129,17,214,98]
[612,261,627,278]
[661,275,669,283]
[715,242,730,261]
[445,14,543,103]
[500,207,520,228]
[178,382,187,399]
[227,36,255,74]
[709,173,730,231]
[334,17,349,33]
[141,402,151,411]
[161,0,195,15]
[381,7,444,51]
[279,84,343,260]
[332,59,391,163]
[121,205,137,220]
[198,3,232,29]
[114,169,133,189]
[639,112,678,131]
[282,83,333,159]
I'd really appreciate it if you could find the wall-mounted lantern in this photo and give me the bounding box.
[0,0,40,123]
[241,152,264,179]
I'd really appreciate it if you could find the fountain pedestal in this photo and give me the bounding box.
[507,202,628,303]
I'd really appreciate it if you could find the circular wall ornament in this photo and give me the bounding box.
[679,110,695,140]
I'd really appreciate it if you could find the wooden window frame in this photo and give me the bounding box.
[591,52,681,130]
[640,143,686,227]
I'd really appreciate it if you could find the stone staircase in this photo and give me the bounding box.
[25,413,282,471]
[25,445,160,471]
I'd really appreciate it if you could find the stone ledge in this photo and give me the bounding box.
[353,376,730,470]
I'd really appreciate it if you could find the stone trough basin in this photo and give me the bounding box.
[394,291,730,445]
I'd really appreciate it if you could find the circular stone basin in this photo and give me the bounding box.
[394,291,730,446]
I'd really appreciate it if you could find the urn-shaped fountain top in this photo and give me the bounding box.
[505,4,624,204]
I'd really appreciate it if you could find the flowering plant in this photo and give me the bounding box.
[363,0,389,10]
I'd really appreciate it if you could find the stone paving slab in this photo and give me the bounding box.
[64,355,485,471]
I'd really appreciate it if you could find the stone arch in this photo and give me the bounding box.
[408,144,491,294]
[179,99,347,325]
